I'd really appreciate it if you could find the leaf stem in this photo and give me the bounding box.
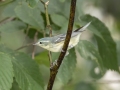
[45,1,50,27]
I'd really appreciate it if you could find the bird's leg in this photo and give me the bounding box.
[50,47,70,69]
[50,59,58,69]
[50,51,69,69]
[53,60,58,66]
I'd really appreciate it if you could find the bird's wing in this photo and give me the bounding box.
[74,22,91,32]
[53,33,66,43]
[53,22,91,43]
[53,32,78,43]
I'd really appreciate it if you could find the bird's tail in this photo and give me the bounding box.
[74,21,91,32]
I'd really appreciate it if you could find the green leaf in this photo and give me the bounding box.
[51,14,68,27]
[96,36,118,71]
[15,2,44,30]
[57,48,77,84]
[12,53,44,90]
[76,40,105,72]
[26,0,39,7]
[2,0,20,17]
[75,0,84,18]
[48,0,70,17]
[35,51,49,67]
[0,45,44,90]
[0,20,27,32]
[0,52,14,90]
[80,15,119,71]
[51,14,68,33]
[10,79,21,90]
[79,15,104,41]
[24,28,43,39]
[0,44,14,54]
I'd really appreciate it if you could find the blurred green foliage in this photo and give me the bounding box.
[0,0,119,90]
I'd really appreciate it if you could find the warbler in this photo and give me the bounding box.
[33,22,91,52]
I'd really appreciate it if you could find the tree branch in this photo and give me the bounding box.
[47,0,77,90]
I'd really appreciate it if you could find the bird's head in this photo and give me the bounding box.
[33,37,51,47]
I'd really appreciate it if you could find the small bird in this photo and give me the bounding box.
[33,22,91,53]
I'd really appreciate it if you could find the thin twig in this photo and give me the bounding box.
[40,0,52,64]
[47,0,77,90]
[44,1,50,27]
[0,17,9,24]
[0,17,15,25]
[15,43,33,51]
[40,0,44,4]
[45,1,53,65]
[32,31,38,59]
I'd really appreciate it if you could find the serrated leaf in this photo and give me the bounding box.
[57,48,77,84]
[76,40,105,72]
[80,15,119,71]
[12,53,44,90]
[26,0,39,7]
[0,20,27,32]
[15,2,44,30]
[96,36,118,71]
[79,15,104,41]
[0,52,14,90]
[0,45,44,90]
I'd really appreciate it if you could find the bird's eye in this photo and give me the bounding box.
[40,42,42,44]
